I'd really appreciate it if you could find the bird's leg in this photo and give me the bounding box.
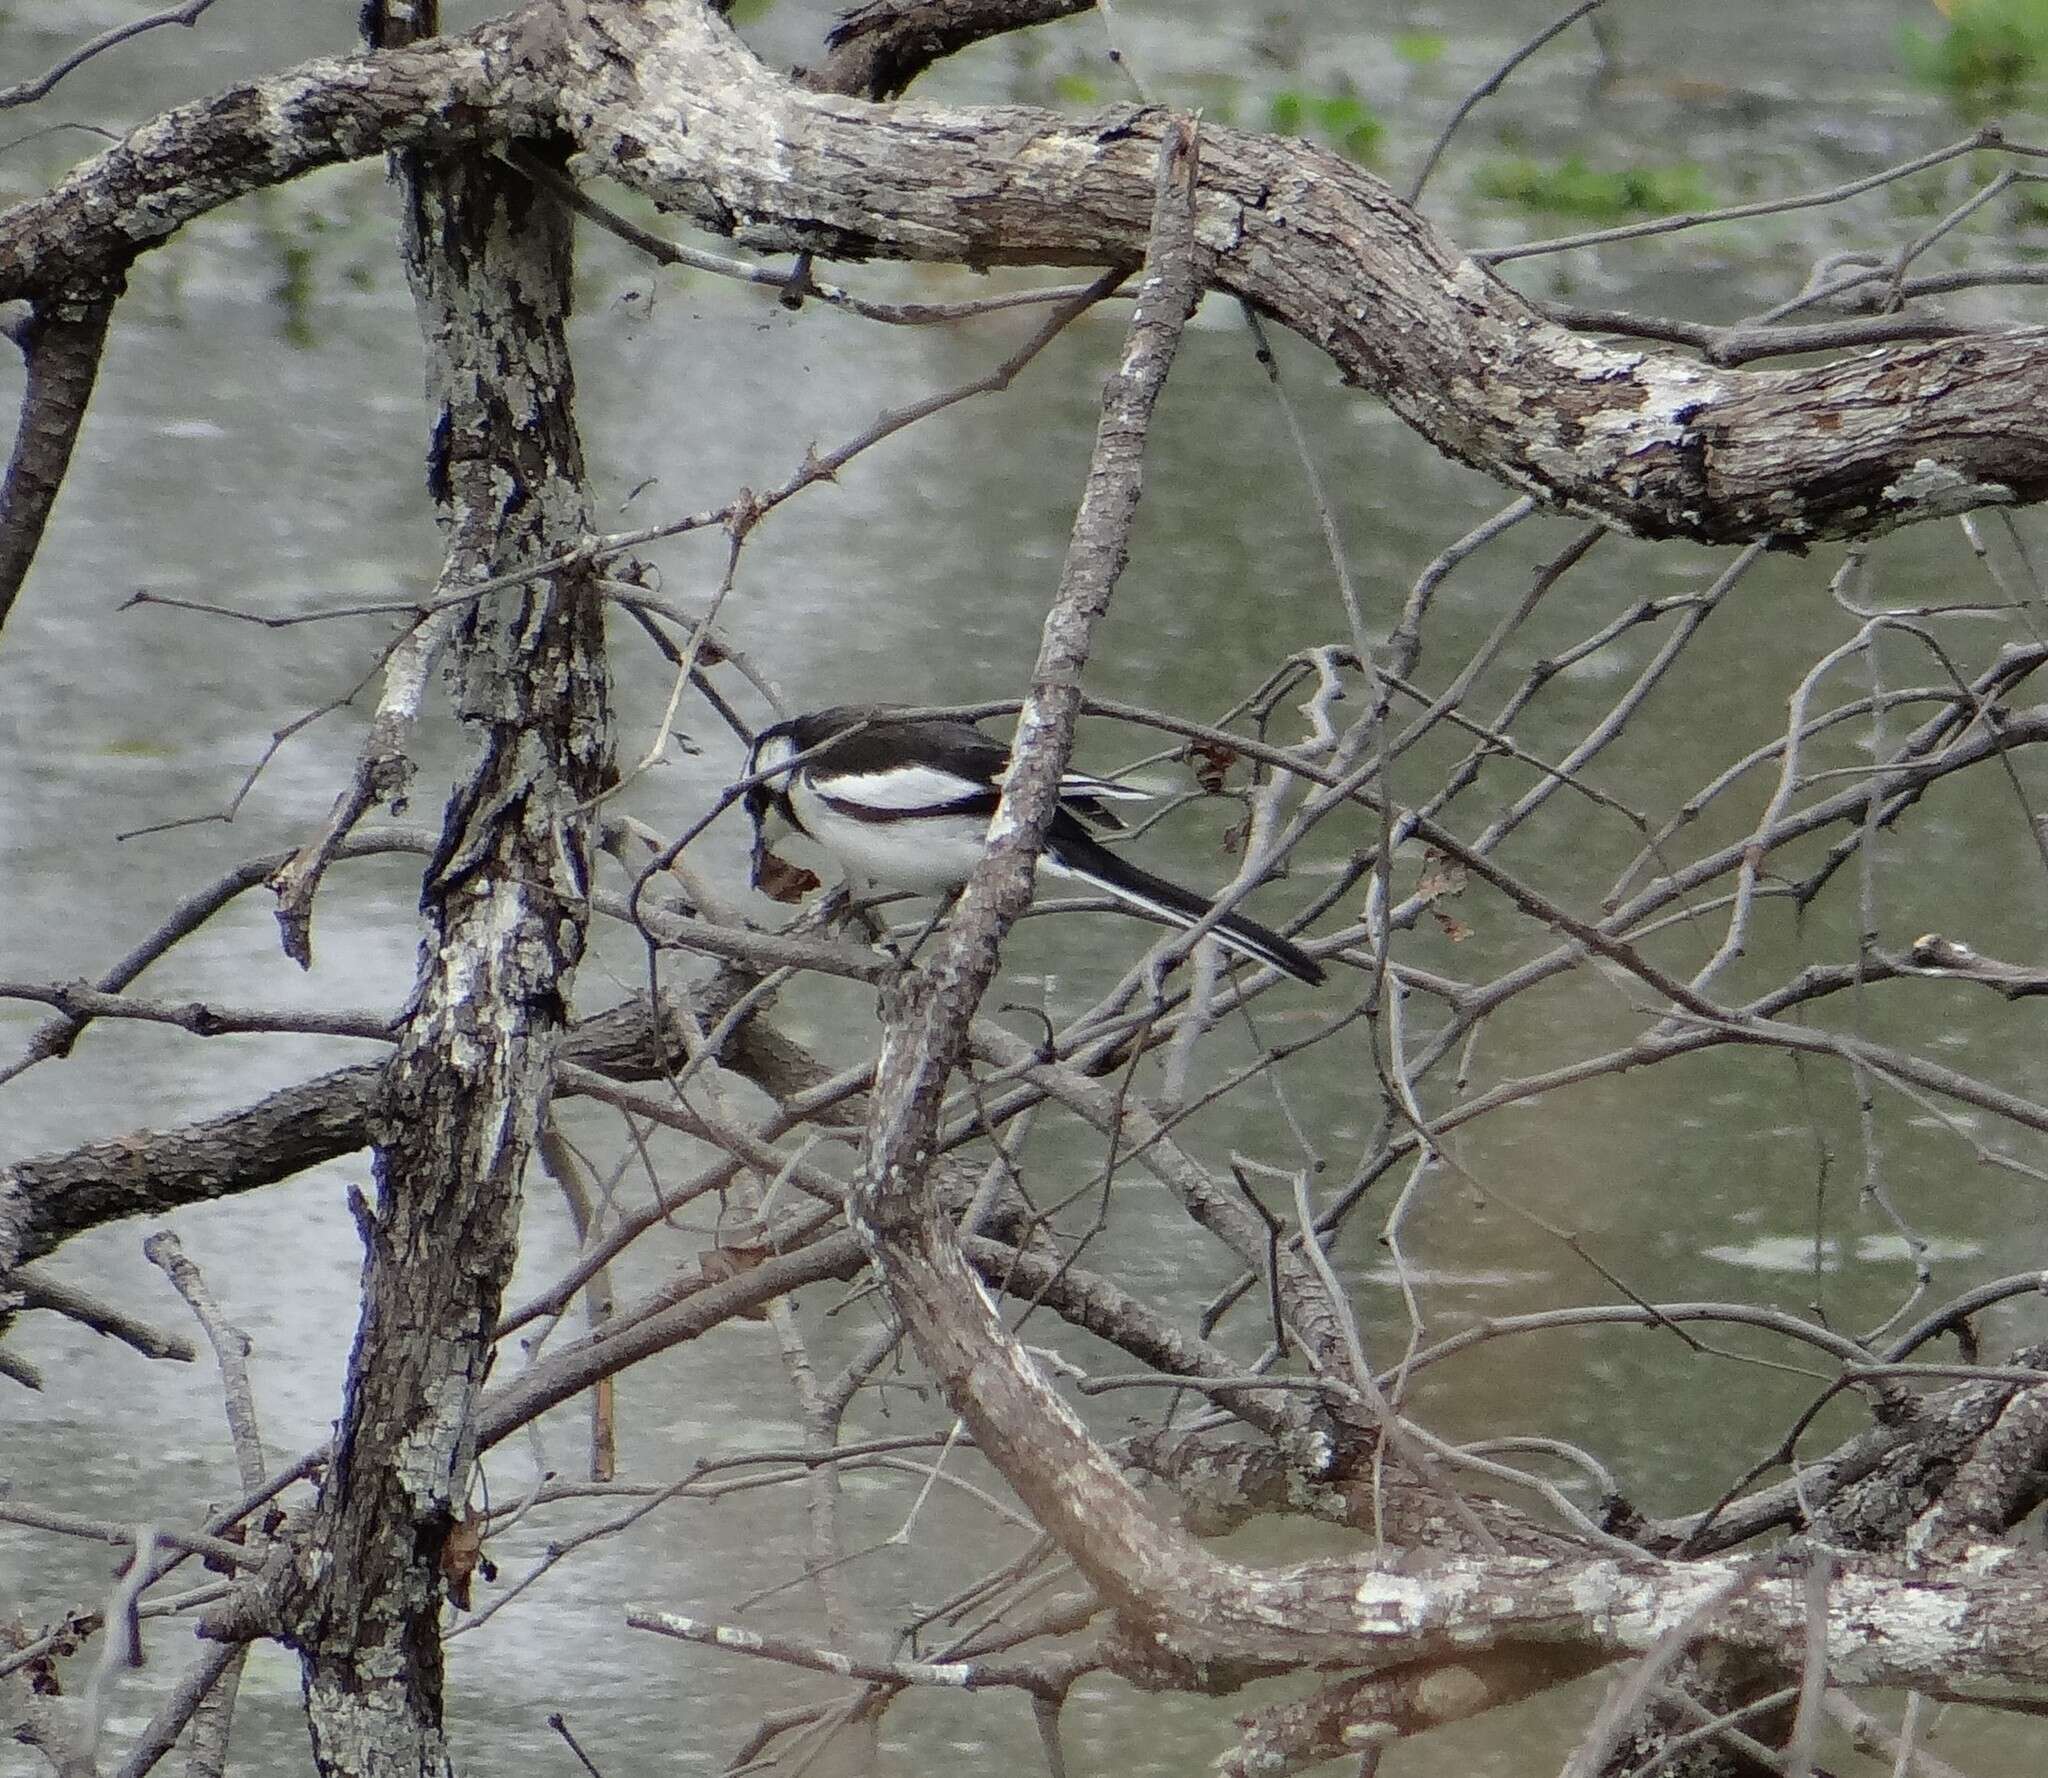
[863,897,956,1012]
[889,891,960,974]
[814,880,853,928]
[819,881,897,948]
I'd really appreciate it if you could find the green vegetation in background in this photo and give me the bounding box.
[272,236,317,347]
[1265,87,1384,163]
[247,174,390,343]
[251,189,323,346]
[2012,181,2048,226]
[1048,67,1245,122]
[1045,65,1381,162]
[1392,31,1448,66]
[1473,155,1711,220]
[1900,0,2048,110]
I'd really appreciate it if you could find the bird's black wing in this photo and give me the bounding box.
[1043,813,1326,984]
[798,715,1006,792]
[772,706,1151,827]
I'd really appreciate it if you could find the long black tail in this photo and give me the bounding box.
[1043,820,1325,985]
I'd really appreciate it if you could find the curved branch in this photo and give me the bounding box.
[805,0,1096,99]
[0,1062,381,1279]
[0,0,227,110]
[558,4,2048,544]
[2,1,2045,550]
[0,987,752,1277]
[0,291,115,629]
[0,11,558,300]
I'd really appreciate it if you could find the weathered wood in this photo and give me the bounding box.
[1,1,2043,551]
[273,69,610,1772]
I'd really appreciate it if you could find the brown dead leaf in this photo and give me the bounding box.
[756,850,820,905]
[1415,846,1468,903]
[1189,738,1239,795]
[440,1511,486,1609]
[1415,848,1473,940]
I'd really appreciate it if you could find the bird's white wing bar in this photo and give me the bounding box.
[812,765,990,810]
[1060,771,1152,801]
[796,769,1144,809]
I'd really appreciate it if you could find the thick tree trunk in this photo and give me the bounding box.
[275,73,610,1777]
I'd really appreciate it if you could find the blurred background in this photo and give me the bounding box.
[5,3,2048,1773]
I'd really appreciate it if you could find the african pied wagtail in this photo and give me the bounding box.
[742,706,1326,985]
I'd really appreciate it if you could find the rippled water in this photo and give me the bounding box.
[6,4,2047,1774]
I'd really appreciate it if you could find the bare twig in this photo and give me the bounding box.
[1406,0,1611,204]
[0,0,225,108]
[6,1264,195,1364]
[1480,127,2013,265]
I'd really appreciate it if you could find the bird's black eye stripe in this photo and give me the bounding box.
[740,718,872,838]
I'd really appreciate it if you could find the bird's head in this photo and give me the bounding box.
[742,724,802,889]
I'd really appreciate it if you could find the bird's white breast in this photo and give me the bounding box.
[786,775,995,895]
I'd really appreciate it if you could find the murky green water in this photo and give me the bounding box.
[5,4,2047,1774]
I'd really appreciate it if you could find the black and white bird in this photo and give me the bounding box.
[742,705,1325,985]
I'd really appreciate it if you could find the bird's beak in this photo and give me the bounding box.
[744,787,770,889]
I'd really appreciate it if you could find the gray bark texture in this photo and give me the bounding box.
[1,1,2044,559]
[264,53,610,1772]
[12,6,2048,1776]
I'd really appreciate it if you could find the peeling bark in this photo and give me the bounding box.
[0,0,2043,572]
[272,72,610,1776]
